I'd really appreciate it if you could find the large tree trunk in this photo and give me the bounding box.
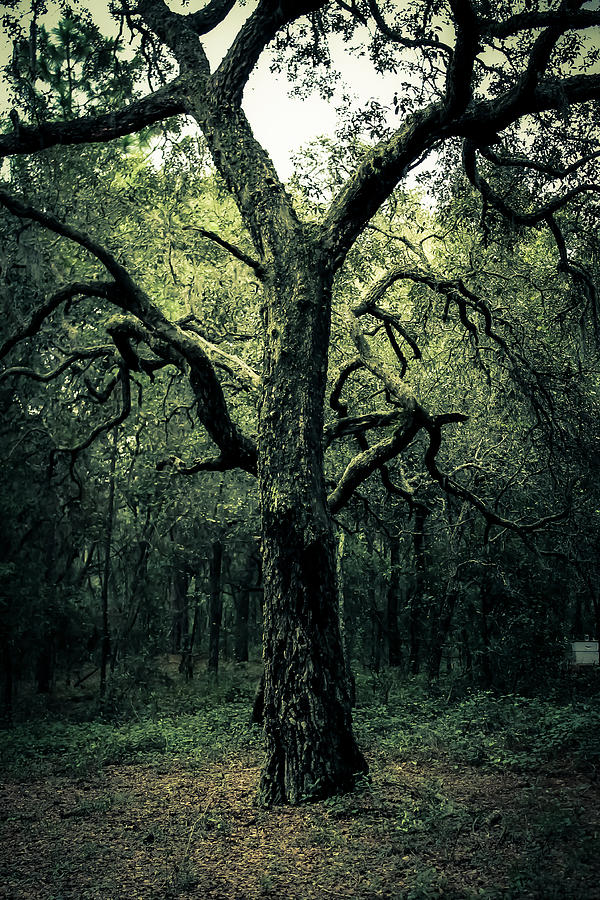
[257,244,367,806]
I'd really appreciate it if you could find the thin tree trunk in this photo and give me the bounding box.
[336,530,355,705]
[180,580,201,681]
[387,540,402,668]
[428,588,458,681]
[573,593,584,638]
[100,429,117,697]
[1,647,12,727]
[111,537,150,672]
[207,539,223,674]
[479,585,493,688]
[35,642,53,694]
[37,517,59,694]
[409,506,427,675]
[170,569,190,654]
[461,626,473,679]
[370,591,383,675]
[78,542,96,583]
[251,670,265,725]
[234,584,250,663]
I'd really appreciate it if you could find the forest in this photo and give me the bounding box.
[0,0,599,896]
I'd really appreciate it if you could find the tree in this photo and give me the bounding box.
[1,0,600,804]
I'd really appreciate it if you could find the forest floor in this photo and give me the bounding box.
[1,665,599,899]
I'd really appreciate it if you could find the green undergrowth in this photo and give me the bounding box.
[355,677,600,772]
[0,703,261,778]
[1,671,599,780]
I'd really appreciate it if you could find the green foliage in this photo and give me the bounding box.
[0,700,261,778]
[1,671,598,897]
[356,685,600,772]
[6,11,144,122]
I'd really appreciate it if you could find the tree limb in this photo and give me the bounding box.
[182,225,265,277]
[157,451,252,474]
[180,331,261,394]
[463,140,600,225]
[444,0,480,118]
[106,315,258,474]
[212,0,328,105]
[366,0,452,55]
[479,146,600,180]
[0,281,115,361]
[49,365,132,470]
[329,358,364,416]
[1,358,86,384]
[0,190,257,475]
[481,7,600,40]
[188,0,238,35]
[136,0,211,72]
[344,302,420,411]
[328,416,423,513]
[421,416,567,546]
[0,81,187,159]
[324,409,406,447]
[322,70,600,269]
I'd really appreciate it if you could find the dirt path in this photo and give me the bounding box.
[1,755,598,899]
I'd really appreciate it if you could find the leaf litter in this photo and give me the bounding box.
[1,750,599,899]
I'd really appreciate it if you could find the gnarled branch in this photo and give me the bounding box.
[328,415,423,513]
[324,409,405,448]
[49,364,131,471]
[0,281,115,361]
[462,140,600,226]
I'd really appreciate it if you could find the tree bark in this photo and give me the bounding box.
[428,588,458,681]
[1,646,13,726]
[35,642,53,694]
[180,579,202,681]
[336,530,355,706]
[233,582,250,663]
[170,568,190,654]
[460,626,473,679]
[479,583,493,688]
[257,243,367,806]
[369,590,383,675]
